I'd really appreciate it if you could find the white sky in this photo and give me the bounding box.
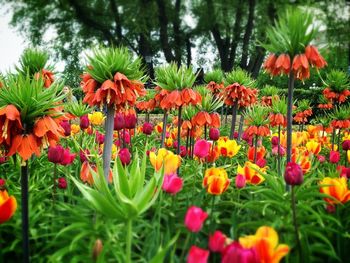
[0,6,27,73]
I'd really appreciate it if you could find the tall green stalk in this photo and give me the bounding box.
[230,104,238,139]
[102,105,115,181]
[126,220,133,263]
[286,69,295,164]
[161,111,168,148]
[21,160,29,263]
[291,186,302,261]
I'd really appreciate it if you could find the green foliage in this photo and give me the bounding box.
[182,104,198,120]
[64,100,92,117]
[154,63,197,91]
[86,47,146,83]
[195,85,223,113]
[271,96,287,115]
[244,105,270,126]
[329,105,350,121]
[0,74,64,125]
[296,99,311,112]
[262,7,317,56]
[15,48,52,76]
[325,70,350,93]
[225,68,255,87]
[259,85,280,97]
[204,69,224,84]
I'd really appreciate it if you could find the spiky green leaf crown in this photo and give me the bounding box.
[154,62,197,91]
[182,104,198,120]
[325,70,350,93]
[204,69,224,84]
[261,8,317,56]
[312,116,330,127]
[225,68,256,87]
[271,97,287,115]
[195,85,223,113]
[329,105,350,121]
[16,48,53,76]
[244,105,270,126]
[86,47,147,83]
[260,85,280,97]
[64,100,92,117]
[0,74,64,128]
[296,99,311,112]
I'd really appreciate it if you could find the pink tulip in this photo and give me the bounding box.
[317,155,326,163]
[80,115,89,129]
[208,230,226,252]
[329,151,340,163]
[95,131,105,144]
[58,177,67,189]
[221,242,259,263]
[80,149,90,163]
[60,120,71,136]
[60,149,76,166]
[48,145,65,164]
[284,162,303,186]
[235,174,246,189]
[256,158,266,168]
[124,114,137,129]
[114,113,125,131]
[194,139,211,159]
[271,136,279,146]
[187,246,209,263]
[180,145,187,157]
[142,122,153,135]
[119,148,131,165]
[162,173,183,195]
[272,145,286,156]
[209,128,220,141]
[184,206,208,232]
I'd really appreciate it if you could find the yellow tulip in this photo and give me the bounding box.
[71,124,80,135]
[237,161,266,185]
[203,167,230,195]
[149,148,181,175]
[88,112,105,126]
[217,137,241,158]
[239,226,289,263]
[306,140,321,155]
[320,177,350,205]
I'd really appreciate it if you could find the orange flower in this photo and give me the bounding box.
[8,134,41,161]
[237,161,266,185]
[274,53,291,75]
[0,190,17,224]
[247,146,266,162]
[203,167,230,195]
[81,73,99,106]
[210,112,220,128]
[239,226,289,263]
[245,125,270,137]
[305,45,327,68]
[192,111,212,127]
[319,177,350,205]
[306,140,321,156]
[331,120,350,129]
[33,116,64,148]
[149,148,181,175]
[206,146,220,163]
[263,53,278,75]
[292,147,311,174]
[80,161,112,185]
[0,105,23,146]
[217,137,241,157]
[35,69,54,88]
[207,81,224,96]
[292,54,310,80]
[269,113,286,127]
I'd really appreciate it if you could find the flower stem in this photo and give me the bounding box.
[286,68,295,192]
[126,220,133,263]
[161,111,168,148]
[209,195,216,233]
[254,135,258,163]
[237,111,245,142]
[230,103,238,139]
[21,160,30,263]
[291,186,302,260]
[102,105,115,181]
[277,125,281,176]
[177,106,182,155]
[180,232,191,261]
[53,163,57,203]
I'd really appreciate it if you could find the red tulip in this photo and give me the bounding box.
[114,113,125,131]
[162,173,183,195]
[271,136,279,146]
[180,145,187,157]
[80,149,90,163]
[48,145,65,164]
[58,177,67,189]
[184,206,208,232]
[208,230,226,252]
[80,115,90,129]
[317,155,326,163]
[284,162,303,186]
[95,131,105,144]
[194,139,211,159]
[256,158,267,168]
[119,148,131,165]
[221,242,259,263]
[187,246,209,263]
[0,178,5,187]
[124,114,137,129]
[142,122,153,135]
[209,128,220,141]
[329,151,340,164]
[342,140,350,151]
[60,120,71,136]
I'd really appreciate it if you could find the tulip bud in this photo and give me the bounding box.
[235,174,246,189]
[48,145,65,164]
[184,206,208,232]
[317,155,326,163]
[80,115,90,129]
[142,122,153,135]
[187,246,209,263]
[342,140,350,151]
[326,204,336,214]
[162,173,183,195]
[60,120,71,136]
[208,230,226,252]
[92,239,103,262]
[284,162,303,186]
[0,178,5,187]
[0,156,7,164]
[124,114,137,129]
[329,151,340,163]
[80,149,90,163]
[209,128,220,141]
[114,113,125,131]
[180,145,187,157]
[57,177,67,189]
[271,136,279,146]
[119,148,131,165]
[95,131,105,145]
[256,158,266,168]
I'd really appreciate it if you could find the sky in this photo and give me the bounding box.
[0,6,26,73]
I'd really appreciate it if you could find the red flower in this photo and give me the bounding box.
[208,230,226,252]
[275,53,291,75]
[194,139,211,159]
[329,150,340,164]
[48,145,65,164]
[184,206,208,232]
[60,148,76,166]
[305,45,327,68]
[119,148,131,165]
[187,246,209,263]
[292,54,310,80]
[0,105,23,146]
[162,173,183,195]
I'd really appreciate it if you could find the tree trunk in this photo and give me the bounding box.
[173,0,182,66]
[240,0,256,69]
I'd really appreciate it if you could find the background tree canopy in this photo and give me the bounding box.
[1,0,349,88]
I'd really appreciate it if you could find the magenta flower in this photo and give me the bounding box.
[80,115,90,129]
[119,148,131,165]
[284,162,303,186]
[60,120,71,136]
[142,122,153,135]
[114,113,125,131]
[221,242,259,263]
[208,230,226,252]
[124,114,137,129]
[48,145,65,164]
[187,246,209,263]
[317,155,326,163]
[0,178,5,187]
[162,173,183,195]
[184,206,208,232]
[209,128,220,141]
[79,149,90,163]
[342,140,350,151]
[329,150,340,164]
[194,139,211,159]
[60,149,76,166]
[57,177,67,189]
[95,131,105,144]
[235,174,246,189]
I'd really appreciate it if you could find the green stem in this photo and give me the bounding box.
[291,186,302,261]
[230,103,238,139]
[53,163,57,203]
[209,195,216,233]
[126,220,133,263]
[180,233,191,261]
[102,105,115,181]
[277,125,281,176]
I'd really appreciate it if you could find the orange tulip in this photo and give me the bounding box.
[239,226,289,263]
[203,167,230,195]
[320,177,350,205]
[149,148,181,175]
[0,190,17,224]
[247,146,266,162]
[80,161,112,186]
[217,137,241,157]
[0,105,23,146]
[306,140,321,156]
[237,161,266,185]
